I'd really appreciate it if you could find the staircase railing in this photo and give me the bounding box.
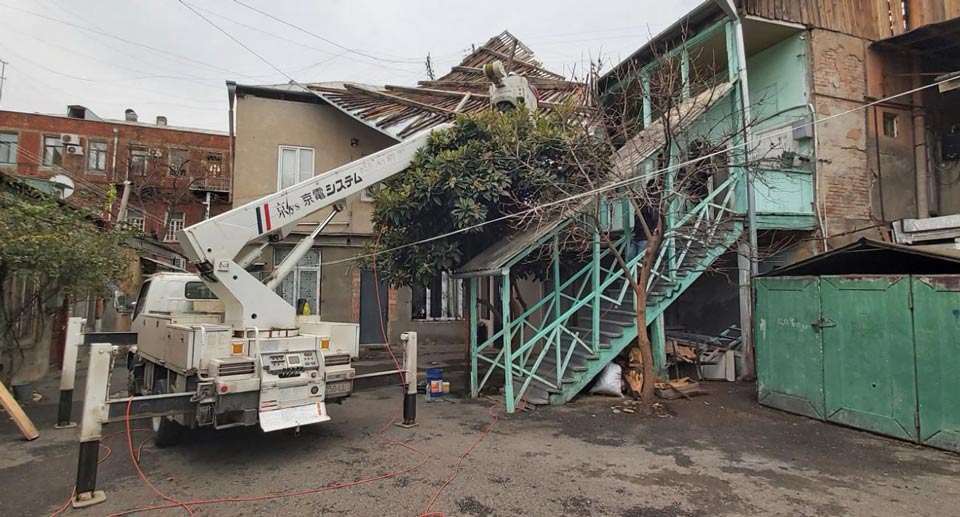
[471,169,745,412]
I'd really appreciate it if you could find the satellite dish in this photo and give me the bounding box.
[49,174,75,199]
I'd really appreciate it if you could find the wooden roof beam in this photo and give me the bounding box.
[342,84,456,114]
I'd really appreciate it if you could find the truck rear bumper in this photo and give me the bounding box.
[258,402,330,432]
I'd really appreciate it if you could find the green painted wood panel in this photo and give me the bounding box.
[755,277,825,419]
[821,276,919,441]
[913,276,960,453]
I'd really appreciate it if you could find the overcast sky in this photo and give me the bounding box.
[0,0,702,131]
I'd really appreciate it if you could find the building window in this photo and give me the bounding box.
[205,152,223,176]
[273,247,320,314]
[882,112,900,138]
[168,148,189,176]
[88,141,108,173]
[164,212,184,242]
[42,135,63,167]
[411,272,463,320]
[278,145,314,189]
[129,146,149,176]
[0,132,18,165]
[126,209,145,233]
[360,185,380,202]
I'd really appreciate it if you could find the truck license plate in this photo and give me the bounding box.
[326,381,351,396]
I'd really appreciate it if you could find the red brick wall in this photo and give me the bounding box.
[0,110,231,252]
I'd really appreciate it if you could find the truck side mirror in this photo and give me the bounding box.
[113,290,132,313]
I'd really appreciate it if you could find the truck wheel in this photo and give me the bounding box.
[151,379,182,448]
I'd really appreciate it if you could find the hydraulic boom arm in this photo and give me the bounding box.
[177,126,448,330]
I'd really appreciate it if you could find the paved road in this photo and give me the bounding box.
[3,348,959,516]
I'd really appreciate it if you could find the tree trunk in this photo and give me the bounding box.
[633,304,657,414]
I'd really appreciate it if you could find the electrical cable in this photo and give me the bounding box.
[316,72,960,268]
[230,0,433,65]
[0,2,262,79]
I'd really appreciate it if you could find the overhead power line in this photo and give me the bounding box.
[0,2,263,79]
[230,0,434,65]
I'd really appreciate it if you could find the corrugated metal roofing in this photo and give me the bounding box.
[763,239,960,276]
[452,217,569,278]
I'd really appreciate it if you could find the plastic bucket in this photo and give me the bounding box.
[426,368,443,398]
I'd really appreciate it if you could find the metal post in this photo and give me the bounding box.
[400,332,418,427]
[469,277,478,398]
[0,59,7,107]
[55,317,86,429]
[591,224,601,354]
[681,47,691,101]
[553,235,562,380]
[116,181,131,224]
[651,314,666,378]
[501,272,514,413]
[73,343,115,508]
[641,72,652,128]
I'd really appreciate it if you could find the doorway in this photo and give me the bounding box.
[359,270,389,345]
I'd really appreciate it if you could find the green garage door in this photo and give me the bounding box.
[913,276,960,452]
[755,277,825,419]
[821,276,918,442]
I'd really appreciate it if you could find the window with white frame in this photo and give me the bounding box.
[42,135,63,167]
[0,132,18,165]
[273,247,320,314]
[129,146,149,176]
[411,272,463,320]
[126,209,145,233]
[278,145,314,189]
[164,212,184,242]
[88,141,108,173]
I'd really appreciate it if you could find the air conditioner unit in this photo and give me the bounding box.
[151,149,163,159]
[60,133,81,144]
[65,144,84,156]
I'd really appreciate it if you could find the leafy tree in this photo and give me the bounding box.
[370,106,607,289]
[0,178,134,383]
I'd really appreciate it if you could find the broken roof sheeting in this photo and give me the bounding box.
[305,31,591,140]
[453,217,568,278]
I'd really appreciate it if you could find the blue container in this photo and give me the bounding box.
[426,368,443,398]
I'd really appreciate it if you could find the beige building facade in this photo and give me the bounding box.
[228,83,466,345]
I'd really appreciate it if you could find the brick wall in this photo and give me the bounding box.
[808,30,884,245]
[0,109,231,253]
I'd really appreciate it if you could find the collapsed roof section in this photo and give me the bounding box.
[298,31,592,140]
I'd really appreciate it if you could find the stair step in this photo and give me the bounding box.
[539,356,589,372]
[568,326,622,338]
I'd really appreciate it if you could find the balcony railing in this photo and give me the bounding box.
[189,175,231,193]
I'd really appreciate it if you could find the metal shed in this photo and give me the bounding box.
[755,239,960,452]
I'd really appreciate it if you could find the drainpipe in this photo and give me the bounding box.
[715,0,758,275]
[716,0,757,380]
[226,81,237,204]
[911,63,929,218]
[111,128,120,180]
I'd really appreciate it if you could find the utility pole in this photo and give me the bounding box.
[0,59,8,108]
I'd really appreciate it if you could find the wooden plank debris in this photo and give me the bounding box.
[0,381,39,441]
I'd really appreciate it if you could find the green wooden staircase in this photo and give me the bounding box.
[465,171,744,413]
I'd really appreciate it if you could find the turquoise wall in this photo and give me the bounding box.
[746,33,815,218]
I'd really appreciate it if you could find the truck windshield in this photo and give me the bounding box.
[133,281,150,320]
[185,281,218,300]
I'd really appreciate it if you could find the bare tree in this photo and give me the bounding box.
[126,146,201,239]
[505,39,778,414]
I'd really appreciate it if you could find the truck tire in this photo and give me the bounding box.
[151,379,182,448]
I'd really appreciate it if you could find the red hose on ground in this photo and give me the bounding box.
[51,227,500,517]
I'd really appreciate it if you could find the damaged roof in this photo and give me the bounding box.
[234,31,591,141]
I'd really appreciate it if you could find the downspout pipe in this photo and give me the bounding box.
[715,0,758,276]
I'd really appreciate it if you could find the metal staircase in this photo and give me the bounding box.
[465,170,744,413]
